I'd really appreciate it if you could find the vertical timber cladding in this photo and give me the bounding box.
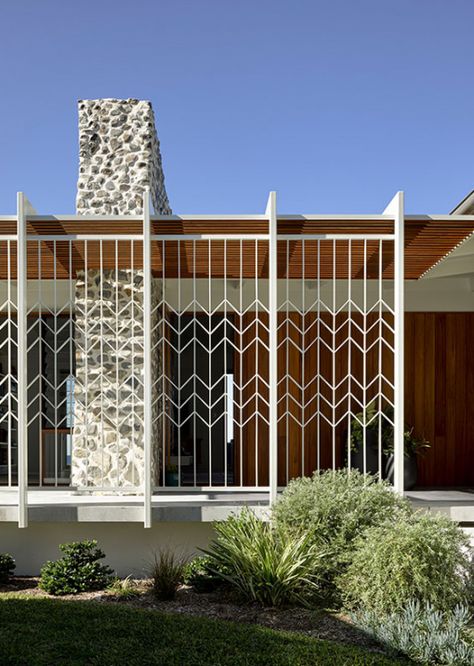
[239,237,396,486]
[72,99,171,490]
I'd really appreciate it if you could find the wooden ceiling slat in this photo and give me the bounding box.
[0,217,471,280]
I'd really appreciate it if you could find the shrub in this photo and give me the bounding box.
[353,600,474,665]
[107,575,141,599]
[0,553,16,583]
[150,549,187,601]
[338,513,472,615]
[39,540,114,596]
[0,554,15,583]
[202,508,325,607]
[183,555,224,593]
[272,469,411,589]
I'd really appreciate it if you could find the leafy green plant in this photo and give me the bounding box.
[39,540,114,596]
[272,469,411,593]
[349,401,380,452]
[107,575,141,599]
[350,402,430,458]
[202,508,325,607]
[150,549,188,601]
[0,554,15,583]
[183,555,224,593]
[338,513,472,615]
[353,600,474,665]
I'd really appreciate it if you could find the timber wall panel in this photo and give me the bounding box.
[406,313,474,487]
[240,311,473,487]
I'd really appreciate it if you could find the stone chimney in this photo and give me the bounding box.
[71,99,168,491]
[76,98,171,215]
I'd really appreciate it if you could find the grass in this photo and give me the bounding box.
[0,595,408,666]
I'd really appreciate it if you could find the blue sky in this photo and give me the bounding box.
[1,0,474,214]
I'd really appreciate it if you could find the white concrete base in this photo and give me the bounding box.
[0,521,215,577]
[1,489,473,575]
[0,490,270,523]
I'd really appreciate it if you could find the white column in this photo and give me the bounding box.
[267,192,278,505]
[143,188,153,527]
[16,192,36,528]
[385,191,405,494]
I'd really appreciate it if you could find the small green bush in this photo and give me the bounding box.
[107,575,141,599]
[203,508,325,607]
[339,513,472,615]
[0,554,15,583]
[39,540,114,596]
[353,600,474,665]
[273,469,411,590]
[151,549,187,601]
[183,555,224,593]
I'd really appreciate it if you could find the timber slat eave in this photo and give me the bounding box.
[0,216,471,281]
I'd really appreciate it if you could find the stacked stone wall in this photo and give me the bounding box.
[72,99,169,491]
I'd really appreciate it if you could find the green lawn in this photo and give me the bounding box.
[0,596,407,666]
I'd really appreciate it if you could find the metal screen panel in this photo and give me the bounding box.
[152,238,270,489]
[1,191,405,526]
[0,240,18,487]
[276,238,395,483]
[22,238,146,491]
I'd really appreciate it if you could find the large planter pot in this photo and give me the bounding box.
[165,470,179,487]
[348,429,380,475]
[384,452,418,490]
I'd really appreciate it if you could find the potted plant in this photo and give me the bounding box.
[348,401,381,475]
[348,403,430,488]
[383,425,430,490]
[165,464,179,487]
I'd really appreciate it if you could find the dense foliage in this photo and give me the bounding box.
[39,540,114,596]
[338,513,472,615]
[150,549,188,600]
[107,575,141,599]
[183,555,224,593]
[203,508,325,607]
[353,600,474,665]
[0,554,15,583]
[272,470,411,590]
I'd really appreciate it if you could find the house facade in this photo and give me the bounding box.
[0,99,473,574]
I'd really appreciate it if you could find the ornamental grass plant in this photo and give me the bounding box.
[203,508,326,607]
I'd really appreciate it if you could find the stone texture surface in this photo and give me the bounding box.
[76,98,171,215]
[72,99,168,491]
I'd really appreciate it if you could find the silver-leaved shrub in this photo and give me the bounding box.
[353,600,474,665]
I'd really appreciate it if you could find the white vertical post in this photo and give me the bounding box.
[267,191,278,505]
[17,192,35,528]
[385,191,405,494]
[143,188,153,527]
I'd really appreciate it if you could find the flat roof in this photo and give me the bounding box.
[0,214,472,280]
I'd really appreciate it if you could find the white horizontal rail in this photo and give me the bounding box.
[151,234,270,241]
[0,233,396,242]
[25,234,143,241]
[277,214,395,221]
[277,234,395,241]
[153,486,271,493]
[0,212,469,223]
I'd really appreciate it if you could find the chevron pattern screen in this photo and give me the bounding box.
[153,239,270,489]
[0,240,18,487]
[0,229,397,491]
[276,238,395,484]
